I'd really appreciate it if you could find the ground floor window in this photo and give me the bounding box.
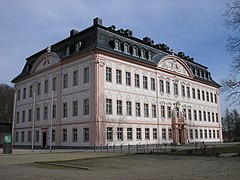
[62,129,67,142]
[127,128,132,140]
[27,131,31,142]
[117,127,123,141]
[136,128,141,140]
[162,128,166,139]
[107,127,113,141]
[72,128,78,142]
[15,132,19,142]
[168,129,172,139]
[145,128,150,140]
[35,130,39,142]
[153,128,157,140]
[84,128,89,142]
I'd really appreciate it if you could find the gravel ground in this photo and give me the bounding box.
[1,154,239,180]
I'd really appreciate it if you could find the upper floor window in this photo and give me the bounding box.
[29,85,32,98]
[63,74,68,89]
[202,90,205,101]
[132,46,138,57]
[192,88,196,99]
[173,83,178,95]
[116,69,122,84]
[148,51,153,61]
[143,76,148,89]
[17,89,20,101]
[106,98,112,114]
[123,43,130,54]
[106,67,112,82]
[52,77,57,91]
[166,81,170,94]
[84,67,89,83]
[126,72,131,86]
[151,78,155,91]
[44,80,49,94]
[73,71,78,86]
[140,49,146,59]
[23,87,26,99]
[197,89,201,100]
[187,87,190,98]
[114,40,121,51]
[117,100,123,115]
[160,80,164,93]
[135,74,140,88]
[181,85,185,97]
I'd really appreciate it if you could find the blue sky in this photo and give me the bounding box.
[0,0,236,112]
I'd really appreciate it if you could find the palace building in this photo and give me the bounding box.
[12,18,222,148]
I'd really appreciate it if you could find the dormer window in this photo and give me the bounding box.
[132,46,138,57]
[148,51,153,61]
[114,40,121,51]
[140,49,146,60]
[123,43,130,54]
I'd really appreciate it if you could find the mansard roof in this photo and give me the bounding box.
[12,18,220,87]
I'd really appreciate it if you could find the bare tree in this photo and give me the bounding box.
[221,0,240,105]
[0,84,14,123]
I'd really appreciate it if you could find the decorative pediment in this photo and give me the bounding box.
[31,52,60,73]
[157,55,193,78]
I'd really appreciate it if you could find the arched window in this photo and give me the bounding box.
[123,43,130,54]
[114,40,121,51]
[148,51,153,61]
[140,49,146,60]
[132,46,138,57]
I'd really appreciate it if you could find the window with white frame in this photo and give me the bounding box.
[187,86,190,98]
[123,43,130,54]
[126,101,132,116]
[181,85,185,97]
[52,77,57,91]
[192,88,196,99]
[199,110,202,121]
[143,76,148,89]
[37,82,41,95]
[136,102,141,117]
[84,67,89,83]
[168,129,172,139]
[173,83,178,95]
[152,104,156,118]
[197,89,201,100]
[84,99,89,115]
[21,131,25,142]
[203,111,207,121]
[84,128,89,142]
[167,106,171,118]
[63,74,68,89]
[162,128,166,139]
[36,107,40,120]
[161,105,165,118]
[107,127,112,141]
[208,112,211,122]
[44,80,49,93]
[106,99,112,114]
[27,131,31,142]
[44,106,48,120]
[144,103,149,117]
[116,69,122,84]
[22,110,25,122]
[160,80,164,93]
[145,128,150,140]
[194,110,197,121]
[166,81,170,94]
[106,67,112,82]
[117,127,123,141]
[72,101,78,116]
[188,109,192,120]
[63,103,67,117]
[135,74,140,87]
[127,128,132,140]
[117,100,122,115]
[36,130,39,142]
[200,129,203,139]
[29,85,33,98]
[195,129,198,139]
[73,71,78,86]
[126,72,131,86]
[189,129,193,139]
[202,90,205,101]
[72,128,78,142]
[136,128,141,140]
[62,129,67,142]
[23,87,26,99]
[153,128,157,139]
[204,129,207,139]
[52,104,56,118]
[151,78,155,91]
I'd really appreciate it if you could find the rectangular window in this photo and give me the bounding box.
[127,128,132,140]
[84,67,89,83]
[72,101,78,116]
[21,131,25,142]
[36,130,39,142]
[106,99,112,114]
[189,129,193,139]
[135,74,140,88]
[16,112,20,123]
[136,128,141,140]
[213,130,216,138]
[15,132,19,142]
[166,81,170,94]
[73,71,78,86]
[181,85,185,97]
[28,109,32,122]
[84,99,89,115]
[143,76,148,89]
[203,111,207,121]
[62,129,67,142]
[212,112,215,122]
[52,104,56,118]
[44,106,48,120]
[183,108,186,118]
[216,113,219,123]
[197,89,201,100]
[166,106,171,118]
[194,110,197,121]
[202,91,205,101]
[160,80,164,93]
[136,102,141,117]
[126,101,132,116]
[210,93,213,102]
[145,128,150,140]
[117,100,122,115]
[162,128,166,139]
[217,130,219,138]
[63,74,68,88]
[200,129,203,139]
[117,127,123,141]
[23,87,26,99]
[52,77,57,91]
[17,89,21,101]
[27,131,31,142]
[199,111,202,121]
[168,129,172,139]
[161,105,165,118]
[206,92,209,101]
[208,112,211,122]
[173,83,178,95]
[188,109,192,120]
[187,87,190,98]
[116,69,122,84]
[63,103,67,117]
[52,129,55,142]
[29,85,32,98]
[36,107,40,121]
[126,72,131,86]
[44,80,49,93]
[151,78,155,91]
[195,129,198,139]
[22,110,25,123]
[209,129,212,138]
[107,127,112,141]
[152,104,156,118]
[144,103,149,117]
[37,83,41,95]
[72,128,78,142]
[204,129,207,139]
[84,128,89,142]
[214,94,217,103]
[192,88,196,99]
[153,128,157,140]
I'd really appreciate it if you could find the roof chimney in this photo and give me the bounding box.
[70,29,79,37]
[143,37,154,45]
[93,17,103,26]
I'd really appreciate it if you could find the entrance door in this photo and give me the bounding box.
[42,132,47,148]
